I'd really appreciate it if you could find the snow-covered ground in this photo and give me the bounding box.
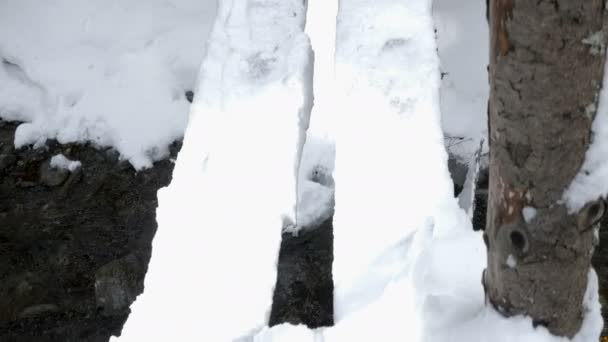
[0,0,604,341]
[0,0,216,169]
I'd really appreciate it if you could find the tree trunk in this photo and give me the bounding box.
[485,0,608,337]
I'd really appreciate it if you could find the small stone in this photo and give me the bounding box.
[185,90,194,103]
[0,154,16,171]
[448,155,468,196]
[95,254,142,315]
[105,149,120,163]
[17,181,37,188]
[39,160,70,186]
[310,165,334,188]
[19,304,59,318]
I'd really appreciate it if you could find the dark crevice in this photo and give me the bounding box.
[269,217,334,328]
[270,159,336,328]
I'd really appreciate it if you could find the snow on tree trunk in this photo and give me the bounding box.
[116,0,313,340]
[485,0,607,337]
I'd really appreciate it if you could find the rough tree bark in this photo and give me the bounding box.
[484,0,608,337]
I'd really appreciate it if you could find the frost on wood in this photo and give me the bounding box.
[116,0,313,340]
[485,0,608,337]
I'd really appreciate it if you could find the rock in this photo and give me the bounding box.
[0,153,16,171]
[448,154,468,196]
[95,254,143,316]
[19,304,59,318]
[39,160,70,186]
[17,181,37,188]
[0,120,178,341]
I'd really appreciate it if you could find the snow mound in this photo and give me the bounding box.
[0,0,216,169]
[117,0,313,340]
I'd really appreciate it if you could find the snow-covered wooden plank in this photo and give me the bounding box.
[329,0,453,332]
[116,0,313,340]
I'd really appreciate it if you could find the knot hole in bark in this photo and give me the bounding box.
[578,199,606,232]
[510,230,527,252]
[498,224,530,256]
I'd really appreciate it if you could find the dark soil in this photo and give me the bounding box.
[0,119,179,341]
[270,218,334,329]
[0,118,335,341]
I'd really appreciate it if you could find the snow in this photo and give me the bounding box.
[49,154,81,172]
[291,0,339,235]
[506,254,517,268]
[252,324,323,342]
[322,0,603,340]
[330,0,453,295]
[522,206,538,223]
[2,0,603,341]
[564,55,608,212]
[433,0,489,159]
[0,0,216,169]
[116,0,313,340]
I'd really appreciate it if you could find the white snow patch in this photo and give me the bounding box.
[116,0,313,340]
[50,154,81,171]
[433,0,489,159]
[296,179,334,231]
[564,56,608,212]
[506,254,517,268]
[522,206,537,223]
[252,324,322,342]
[0,0,216,169]
[331,0,453,296]
[582,31,605,55]
[97,0,603,340]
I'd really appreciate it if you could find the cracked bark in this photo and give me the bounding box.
[485,0,608,337]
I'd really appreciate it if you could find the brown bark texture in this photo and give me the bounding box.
[485,0,608,337]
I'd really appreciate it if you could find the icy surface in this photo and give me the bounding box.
[0,0,216,169]
[564,57,608,212]
[49,154,81,172]
[116,0,312,340]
